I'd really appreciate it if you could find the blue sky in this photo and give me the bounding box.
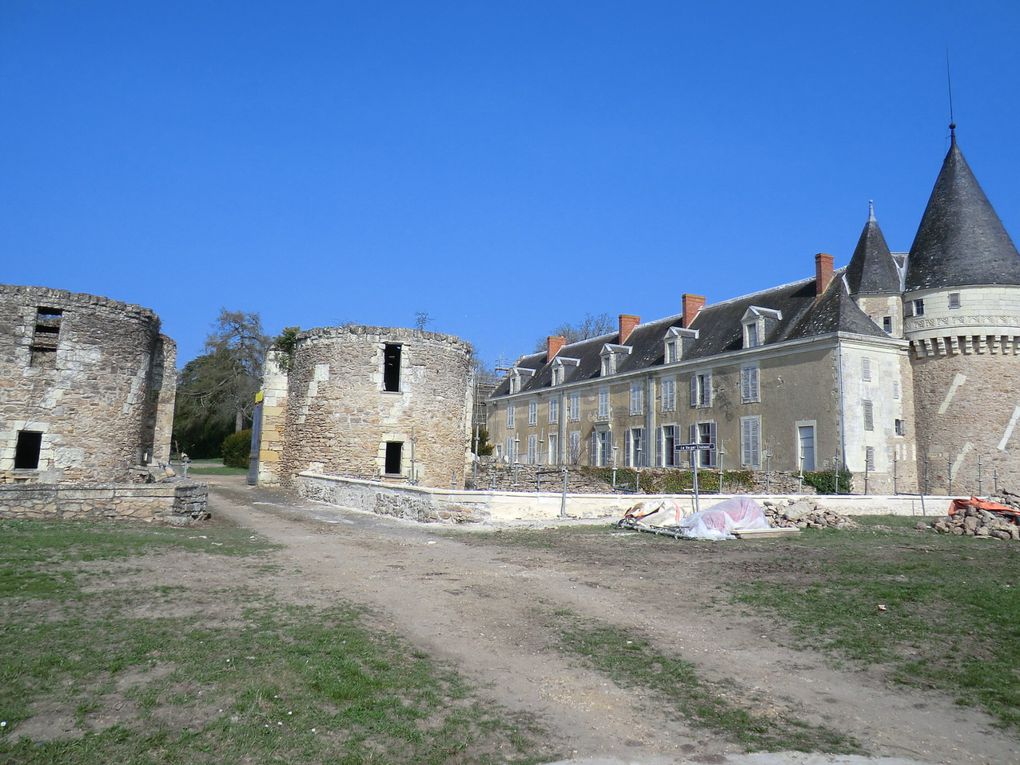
[3,1,1019,369]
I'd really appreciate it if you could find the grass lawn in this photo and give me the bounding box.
[0,519,552,764]
[732,515,1020,732]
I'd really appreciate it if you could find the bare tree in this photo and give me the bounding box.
[534,312,614,351]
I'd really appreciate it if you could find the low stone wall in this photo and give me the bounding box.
[0,481,209,525]
[296,471,939,524]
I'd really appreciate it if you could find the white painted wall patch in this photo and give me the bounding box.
[997,406,1020,451]
[937,373,967,415]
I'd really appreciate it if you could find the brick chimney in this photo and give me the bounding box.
[618,314,640,344]
[815,253,834,296]
[547,335,566,360]
[682,294,705,329]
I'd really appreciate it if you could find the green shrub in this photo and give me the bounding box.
[802,467,853,495]
[221,429,252,469]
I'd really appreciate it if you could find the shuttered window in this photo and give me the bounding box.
[741,416,761,468]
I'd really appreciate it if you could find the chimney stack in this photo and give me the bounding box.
[618,314,640,344]
[815,253,834,296]
[682,294,705,328]
[547,335,566,360]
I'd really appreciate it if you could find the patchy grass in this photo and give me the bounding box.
[184,459,247,476]
[0,519,554,764]
[732,516,1020,731]
[550,611,861,754]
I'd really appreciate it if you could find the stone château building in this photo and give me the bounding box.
[486,129,1020,495]
[256,325,474,489]
[0,285,176,483]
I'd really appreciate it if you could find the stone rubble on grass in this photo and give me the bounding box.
[927,501,1020,541]
[760,497,858,529]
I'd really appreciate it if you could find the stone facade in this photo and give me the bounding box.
[0,284,177,483]
[257,325,474,490]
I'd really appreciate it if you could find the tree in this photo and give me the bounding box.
[172,310,270,458]
[534,312,614,350]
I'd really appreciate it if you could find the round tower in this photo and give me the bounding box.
[904,129,1020,495]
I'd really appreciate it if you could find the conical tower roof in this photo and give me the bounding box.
[845,203,901,295]
[905,131,1020,291]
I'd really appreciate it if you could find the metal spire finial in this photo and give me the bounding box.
[868,200,875,222]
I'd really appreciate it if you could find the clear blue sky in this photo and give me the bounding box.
[3,1,1019,369]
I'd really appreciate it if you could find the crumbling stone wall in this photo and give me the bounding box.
[0,481,208,525]
[266,325,474,489]
[0,285,176,483]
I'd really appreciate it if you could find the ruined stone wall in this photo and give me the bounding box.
[0,285,175,483]
[273,326,474,489]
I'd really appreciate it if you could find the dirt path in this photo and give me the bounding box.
[204,476,1017,765]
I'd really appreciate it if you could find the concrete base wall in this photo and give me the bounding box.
[295,471,942,524]
[0,481,208,525]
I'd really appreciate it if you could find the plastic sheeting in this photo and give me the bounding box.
[679,496,771,541]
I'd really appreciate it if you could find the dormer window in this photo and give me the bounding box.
[551,357,580,386]
[740,307,782,350]
[663,326,698,364]
[508,367,534,394]
[600,344,631,377]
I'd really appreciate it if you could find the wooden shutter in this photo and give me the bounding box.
[707,422,717,467]
[690,376,698,407]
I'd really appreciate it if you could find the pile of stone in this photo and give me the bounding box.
[929,500,1020,540]
[760,497,858,530]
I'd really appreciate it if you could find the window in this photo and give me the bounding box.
[552,366,563,386]
[661,377,676,412]
[665,340,678,364]
[597,387,610,419]
[691,422,717,467]
[30,307,62,367]
[383,344,401,392]
[506,404,515,429]
[863,400,874,431]
[913,299,925,317]
[527,434,538,464]
[509,373,520,394]
[882,316,893,334]
[740,416,761,468]
[601,355,614,376]
[865,447,875,472]
[568,393,580,422]
[740,365,759,403]
[690,372,712,408]
[548,433,559,464]
[624,428,644,467]
[14,431,43,470]
[895,418,905,436]
[745,321,760,348]
[948,292,961,309]
[384,442,402,475]
[568,431,581,464]
[592,430,612,467]
[661,425,677,467]
[505,437,514,462]
[862,357,872,382]
[797,424,816,472]
[629,382,644,415]
[548,397,559,424]
[528,401,537,425]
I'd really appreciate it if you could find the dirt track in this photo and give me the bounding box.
[205,475,1018,765]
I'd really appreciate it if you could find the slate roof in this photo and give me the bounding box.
[845,208,901,295]
[905,133,1020,290]
[492,272,888,397]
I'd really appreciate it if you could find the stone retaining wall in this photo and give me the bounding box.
[0,481,209,525]
[296,471,937,524]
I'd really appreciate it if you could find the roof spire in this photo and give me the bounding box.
[868,199,875,222]
[946,50,957,145]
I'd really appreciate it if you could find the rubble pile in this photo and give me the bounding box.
[761,498,858,530]
[930,498,1020,540]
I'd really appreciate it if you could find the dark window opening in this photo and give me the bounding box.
[30,307,62,367]
[913,299,925,317]
[882,316,892,333]
[384,442,403,475]
[15,431,43,470]
[383,344,402,392]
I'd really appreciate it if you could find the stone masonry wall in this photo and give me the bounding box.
[0,480,209,525]
[273,325,474,489]
[0,285,176,483]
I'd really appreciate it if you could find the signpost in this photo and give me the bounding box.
[674,442,714,514]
